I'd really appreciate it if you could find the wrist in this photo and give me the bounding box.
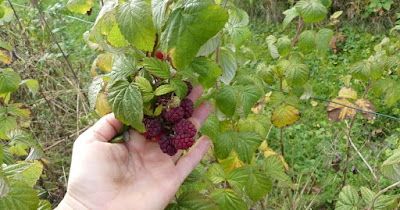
[56,192,89,210]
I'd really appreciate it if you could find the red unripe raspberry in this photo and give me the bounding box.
[158,134,177,156]
[185,81,192,96]
[180,98,194,119]
[143,119,163,140]
[173,134,195,150]
[156,51,164,60]
[163,106,184,123]
[174,120,196,137]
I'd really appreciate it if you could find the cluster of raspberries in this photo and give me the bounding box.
[141,82,197,156]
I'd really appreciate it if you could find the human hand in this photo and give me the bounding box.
[57,86,212,210]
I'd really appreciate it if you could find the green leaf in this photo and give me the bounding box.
[154,84,176,96]
[206,163,226,184]
[359,186,397,209]
[169,191,218,210]
[0,175,10,197]
[37,200,52,210]
[227,6,249,26]
[320,0,332,8]
[295,0,327,23]
[134,76,153,93]
[108,81,145,132]
[266,35,279,59]
[4,162,43,187]
[184,57,222,89]
[0,7,4,19]
[170,79,187,100]
[0,180,39,210]
[298,30,315,51]
[216,86,237,117]
[197,33,222,57]
[285,63,309,88]
[370,61,385,79]
[200,114,219,141]
[381,149,400,181]
[385,83,400,106]
[257,63,275,86]
[228,25,252,49]
[161,0,228,70]
[116,0,156,51]
[272,105,300,128]
[234,132,263,164]
[264,155,292,184]
[227,166,250,189]
[151,0,171,34]
[107,23,129,48]
[211,189,247,210]
[67,0,93,14]
[20,79,39,97]
[241,85,262,117]
[246,169,272,201]
[282,7,299,29]
[372,78,395,97]
[315,28,333,57]
[0,69,21,94]
[7,104,31,119]
[143,57,171,79]
[218,47,237,85]
[277,37,291,57]
[109,55,137,86]
[214,132,233,159]
[350,60,371,82]
[0,116,17,140]
[7,130,44,157]
[335,185,360,210]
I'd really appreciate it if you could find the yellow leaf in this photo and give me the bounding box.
[355,99,376,120]
[97,53,113,72]
[311,100,318,107]
[327,97,357,122]
[338,87,357,99]
[7,103,31,119]
[96,92,111,116]
[0,49,11,64]
[272,105,300,128]
[219,151,253,174]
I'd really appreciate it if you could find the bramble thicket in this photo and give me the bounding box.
[1,0,400,209]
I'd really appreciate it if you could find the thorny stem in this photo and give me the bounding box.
[280,128,284,158]
[290,17,304,49]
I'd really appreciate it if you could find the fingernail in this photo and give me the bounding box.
[123,130,130,142]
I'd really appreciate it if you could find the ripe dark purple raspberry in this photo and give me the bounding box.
[185,81,193,96]
[174,120,197,137]
[163,106,184,123]
[158,134,177,156]
[143,119,163,140]
[180,98,194,119]
[173,134,195,150]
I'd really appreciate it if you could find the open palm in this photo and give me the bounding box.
[58,86,212,210]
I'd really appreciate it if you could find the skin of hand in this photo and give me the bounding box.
[56,86,213,210]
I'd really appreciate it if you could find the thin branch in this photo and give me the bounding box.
[367,181,400,210]
[290,17,304,49]
[7,0,33,53]
[342,116,355,188]
[362,79,375,99]
[280,128,285,158]
[345,121,379,190]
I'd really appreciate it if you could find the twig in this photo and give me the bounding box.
[367,180,400,210]
[362,79,375,99]
[342,116,355,188]
[7,0,33,53]
[345,121,379,190]
[280,128,285,158]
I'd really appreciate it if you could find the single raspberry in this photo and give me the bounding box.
[180,98,194,119]
[156,51,164,60]
[185,81,193,96]
[174,120,197,137]
[173,134,195,150]
[158,134,177,156]
[163,106,184,123]
[143,119,163,140]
